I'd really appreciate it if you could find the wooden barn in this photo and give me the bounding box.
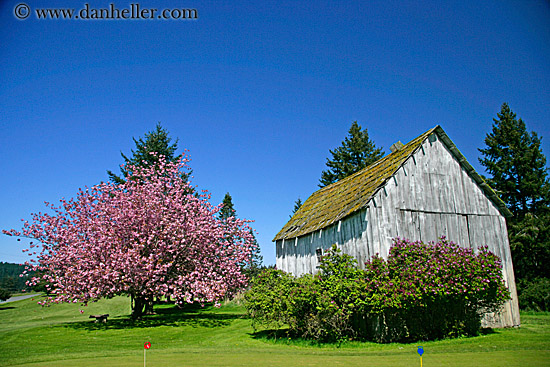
[273,126,520,328]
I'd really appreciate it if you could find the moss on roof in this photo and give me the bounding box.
[273,126,511,242]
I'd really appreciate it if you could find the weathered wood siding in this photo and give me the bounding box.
[276,133,520,327]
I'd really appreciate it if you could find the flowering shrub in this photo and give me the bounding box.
[245,238,510,343]
[363,237,510,341]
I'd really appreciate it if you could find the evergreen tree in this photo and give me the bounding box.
[290,197,303,218]
[244,229,264,279]
[479,103,549,217]
[319,121,384,187]
[0,276,16,292]
[108,123,186,184]
[508,213,550,281]
[218,193,263,278]
[479,103,550,282]
[219,192,236,221]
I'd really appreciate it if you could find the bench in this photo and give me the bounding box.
[89,314,109,323]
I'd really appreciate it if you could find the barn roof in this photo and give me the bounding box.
[273,125,512,241]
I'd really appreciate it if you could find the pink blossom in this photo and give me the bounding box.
[3,154,256,315]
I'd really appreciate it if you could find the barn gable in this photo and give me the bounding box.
[274,126,510,243]
[274,126,519,327]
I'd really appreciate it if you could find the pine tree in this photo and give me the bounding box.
[479,103,549,217]
[290,197,303,218]
[479,103,550,282]
[244,229,264,279]
[108,123,186,184]
[219,192,236,221]
[319,121,384,187]
[218,193,263,278]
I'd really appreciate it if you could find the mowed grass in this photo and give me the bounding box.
[1,295,549,366]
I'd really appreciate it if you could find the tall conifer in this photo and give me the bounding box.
[479,103,550,282]
[218,193,263,277]
[319,121,384,187]
[108,123,185,184]
[290,197,303,218]
[219,192,236,221]
[479,103,549,217]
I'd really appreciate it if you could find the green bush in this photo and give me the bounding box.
[0,288,12,301]
[244,268,296,331]
[293,249,367,342]
[245,238,510,343]
[518,278,550,311]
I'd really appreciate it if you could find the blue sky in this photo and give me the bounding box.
[1,0,549,266]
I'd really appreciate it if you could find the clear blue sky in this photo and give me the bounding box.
[1,0,549,266]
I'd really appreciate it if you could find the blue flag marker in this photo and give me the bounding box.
[417,346,424,366]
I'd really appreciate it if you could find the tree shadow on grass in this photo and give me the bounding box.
[250,327,500,345]
[249,328,290,341]
[62,303,243,331]
[249,329,342,347]
[249,328,320,345]
[480,327,497,335]
[0,306,15,311]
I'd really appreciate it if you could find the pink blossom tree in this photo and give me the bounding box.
[3,154,256,318]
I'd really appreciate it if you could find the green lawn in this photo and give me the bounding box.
[1,295,549,366]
